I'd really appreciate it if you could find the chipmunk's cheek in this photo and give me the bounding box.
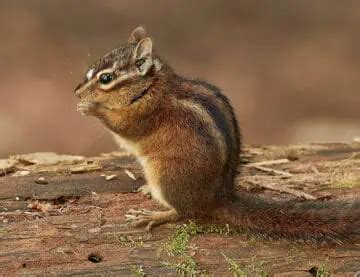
[76,101,99,116]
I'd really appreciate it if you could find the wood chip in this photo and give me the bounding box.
[87,227,101,233]
[106,174,116,181]
[101,151,131,157]
[11,170,31,177]
[100,174,116,181]
[35,177,48,185]
[0,159,17,175]
[70,163,102,173]
[11,153,85,166]
[124,169,136,180]
[89,191,100,201]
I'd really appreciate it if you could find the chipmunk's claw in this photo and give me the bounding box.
[125,209,157,231]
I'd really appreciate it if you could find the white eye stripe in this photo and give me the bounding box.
[97,71,136,90]
[86,68,95,80]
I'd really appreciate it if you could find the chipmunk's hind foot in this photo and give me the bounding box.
[125,208,178,231]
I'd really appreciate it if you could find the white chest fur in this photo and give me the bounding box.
[111,133,140,156]
[139,156,172,208]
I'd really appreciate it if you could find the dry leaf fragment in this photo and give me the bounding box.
[27,200,54,213]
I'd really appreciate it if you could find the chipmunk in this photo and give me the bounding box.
[75,26,359,243]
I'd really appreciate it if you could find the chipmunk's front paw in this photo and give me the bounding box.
[125,208,178,231]
[77,101,98,116]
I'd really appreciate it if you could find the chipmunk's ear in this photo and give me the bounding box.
[133,38,153,75]
[128,26,146,43]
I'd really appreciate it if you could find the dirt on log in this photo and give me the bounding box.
[0,144,359,276]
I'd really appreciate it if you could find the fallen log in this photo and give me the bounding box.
[0,143,359,276]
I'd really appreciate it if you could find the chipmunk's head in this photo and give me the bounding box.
[75,26,164,116]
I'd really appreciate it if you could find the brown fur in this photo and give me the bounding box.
[214,193,360,243]
[74,26,359,242]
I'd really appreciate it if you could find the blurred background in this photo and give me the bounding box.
[1,0,359,158]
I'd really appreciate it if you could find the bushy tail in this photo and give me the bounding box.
[213,192,360,243]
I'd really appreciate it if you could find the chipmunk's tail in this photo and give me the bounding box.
[213,192,360,243]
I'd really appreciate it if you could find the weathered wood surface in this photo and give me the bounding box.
[0,144,359,276]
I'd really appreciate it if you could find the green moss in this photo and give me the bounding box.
[110,233,144,247]
[332,177,360,189]
[163,221,201,256]
[130,264,146,277]
[0,228,8,236]
[222,253,247,277]
[160,222,211,275]
[161,255,206,276]
[160,221,260,275]
[287,245,305,263]
[309,263,332,277]
[222,253,268,277]
[163,221,246,256]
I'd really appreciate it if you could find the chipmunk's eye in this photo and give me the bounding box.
[135,59,145,69]
[98,73,114,85]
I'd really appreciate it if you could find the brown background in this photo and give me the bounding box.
[0,0,359,158]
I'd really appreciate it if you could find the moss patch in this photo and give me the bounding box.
[332,177,360,189]
[161,255,206,276]
[130,264,146,277]
[108,233,145,247]
[222,253,268,277]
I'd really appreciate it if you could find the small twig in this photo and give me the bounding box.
[245,180,317,200]
[245,164,293,178]
[310,166,320,174]
[325,254,360,260]
[247,159,290,167]
[331,152,357,179]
